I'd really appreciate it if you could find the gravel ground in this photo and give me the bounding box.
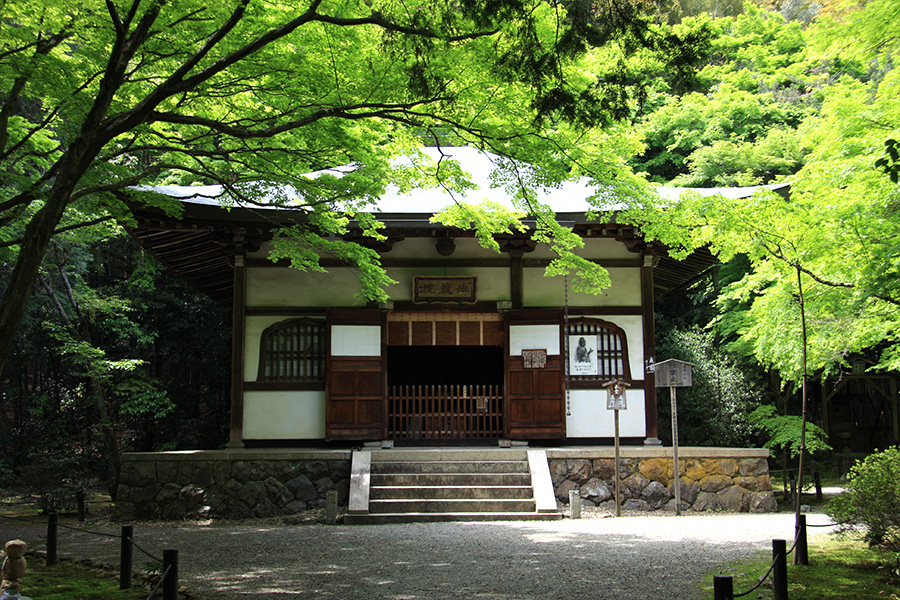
[4,505,842,600]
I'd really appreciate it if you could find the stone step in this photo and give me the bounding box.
[370,498,536,514]
[371,472,532,487]
[344,511,563,525]
[373,460,529,475]
[348,449,562,523]
[370,485,534,500]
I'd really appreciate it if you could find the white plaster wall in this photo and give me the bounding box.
[385,266,509,302]
[247,267,361,307]
[523,267,641,307]
[565,389,646,437]
[331,325,381,356]
[243,391,326,439]
[509,324,560,355]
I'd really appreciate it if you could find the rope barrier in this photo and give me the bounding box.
[2,511,177,598]
[125,535,164,564]
[0,513,45,525]
[721,521,806,599]
[146,563,172,600]
[806,520,848,527]
[1,513,164,567]
[733,558,778,597]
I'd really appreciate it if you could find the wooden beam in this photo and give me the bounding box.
[228,253,247,448]
[642,256,658,443]
[511,254,523,309]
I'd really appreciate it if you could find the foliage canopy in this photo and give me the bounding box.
[0,0,709,377]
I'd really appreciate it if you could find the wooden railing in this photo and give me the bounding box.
[388,384,503,440]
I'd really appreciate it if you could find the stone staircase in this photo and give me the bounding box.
[344,448,562,524]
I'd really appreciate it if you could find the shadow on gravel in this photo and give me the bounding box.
[39,511,835,600]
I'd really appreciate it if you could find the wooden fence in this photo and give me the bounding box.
[388,384,503,440]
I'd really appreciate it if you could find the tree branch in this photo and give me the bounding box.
[145,98,454,137]
[0,216,117,249]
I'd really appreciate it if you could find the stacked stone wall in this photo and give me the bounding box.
[112,455,351,521]
[112,448,776,520]
[548,456,777,512]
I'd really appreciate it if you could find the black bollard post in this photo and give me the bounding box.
[120,525,134,589]
[77,489,86,522]
[46,512,58,566]
[713,575,734,600]
[773,539,788,600]
[794,514,809,566]
[163,549,179,600]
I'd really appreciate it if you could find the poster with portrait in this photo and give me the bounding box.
[569,335,599,376]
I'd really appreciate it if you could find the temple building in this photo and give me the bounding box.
[126,147,780,448]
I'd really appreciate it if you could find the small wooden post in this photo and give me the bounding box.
[46,512,58,566]
[794,514,809,566]
[120,525,133,589]
[772,539,788,600]
[604,379,630,518]
[77,488,86,522]
[671,386,681,515]
[614,409,621,517]
[654,359,695,517]
[162,549,178,600]
[814,471,823,501]
[713,575,734,600]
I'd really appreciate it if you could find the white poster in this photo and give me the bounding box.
[570,335,599,376]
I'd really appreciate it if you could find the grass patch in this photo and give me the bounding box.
[702,534,900,600]
[15,558,153,600]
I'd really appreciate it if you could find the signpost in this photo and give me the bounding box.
[604,379,630,517]
[654,359,695,516]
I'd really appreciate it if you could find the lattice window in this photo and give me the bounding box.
[257,318,326,382]
[567,318,631,381]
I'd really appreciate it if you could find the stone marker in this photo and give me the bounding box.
[326,490,338,525]
[569,490,581,519]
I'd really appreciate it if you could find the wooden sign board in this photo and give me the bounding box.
[654,358,695,388]
[604,379,630,411]
[522,349,547,369]
[413,276,477,304]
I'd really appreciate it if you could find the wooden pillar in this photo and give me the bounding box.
[642,253,660,444]
[891,376,899,444]
[510,253,524,309]
[227,250,247,448]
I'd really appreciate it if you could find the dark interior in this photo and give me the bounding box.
[387,345,503,387]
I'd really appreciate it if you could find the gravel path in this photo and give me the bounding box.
[13,508,840,600]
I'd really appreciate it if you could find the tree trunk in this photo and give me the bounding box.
[0,188,73,377]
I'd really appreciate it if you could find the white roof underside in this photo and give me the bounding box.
[140,146,790,214]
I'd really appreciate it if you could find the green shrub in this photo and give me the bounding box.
[829,446,900,551]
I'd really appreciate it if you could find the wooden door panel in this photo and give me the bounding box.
[506,348,565,439]
[508,397,534,423]
[327,355,384,441]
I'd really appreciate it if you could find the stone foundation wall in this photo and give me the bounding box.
[546,448,777,513]
[112,450,352,521]
[112,447,776,520]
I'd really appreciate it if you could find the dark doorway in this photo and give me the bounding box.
[387,346,503,387]
[387,345,504,441]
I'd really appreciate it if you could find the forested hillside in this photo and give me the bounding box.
[630,0,899,450]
